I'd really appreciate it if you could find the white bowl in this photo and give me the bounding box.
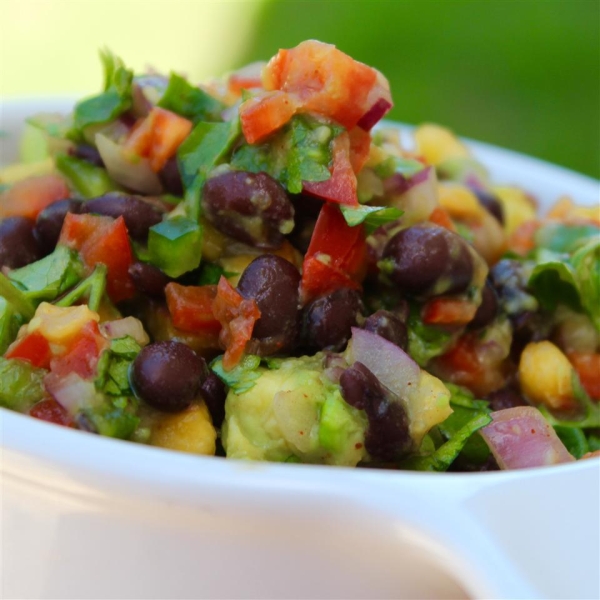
[1,99,599,600]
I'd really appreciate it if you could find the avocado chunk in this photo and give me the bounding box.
[221,355,368,466]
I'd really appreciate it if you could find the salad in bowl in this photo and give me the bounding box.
[1,40,599,473]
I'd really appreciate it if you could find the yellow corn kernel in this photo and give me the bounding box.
[437,182,486,222]
[414,124,470,166]
[0,157,55,185]
[150,402,216,456]
[27,302,99,345]
[492,186,537,235]
[547,195,600,224]
[272,240,304,270]
[519,341,575,410]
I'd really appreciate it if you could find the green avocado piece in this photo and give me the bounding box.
[221,355,368,466]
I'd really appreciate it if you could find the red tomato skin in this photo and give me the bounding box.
[348,127,371,173]
[50,321,108,380]
[300,203,367,302]
[0,174,70,220]
[305,203,367,278]
[422,298,477,326]
[59,213,135,303]
[165,283,222,334]
[300,255,361,303]
[29,398,73,427]
[303,133,359,206]
[240,91,299,144]
[124,107,193,172]
[263,41,378,131]
[428,206,456,232]
[212,277,261,370]
[5,331,52,369]
[568,353,600,400]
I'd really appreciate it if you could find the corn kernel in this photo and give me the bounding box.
[437,182,486,221]
[519,341,575,410]
[492,186,537,235]
[414,124,470,166]
[150,402,217,456]
[28,302,99,345]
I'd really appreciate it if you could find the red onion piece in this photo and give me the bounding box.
[100,317,149,346]
[44,371,101,416]
[357,70,393,131]
[347,327,452,444]
[384,166,439,224]
[95,133,163,195]
[480,406,575,470]
[348,326,420,397]
[384,165,432,195]
[357,97,393,131]
[131,75,169,118]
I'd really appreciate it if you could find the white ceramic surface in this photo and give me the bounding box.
[1,99,599,600]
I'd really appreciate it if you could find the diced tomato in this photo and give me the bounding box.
[240,91,299,144]
[428,206,456,232]
[263,40,382,131]
[123,107,193,172]
[568,352,600,400]
[50,321,108,379]
[301,255,361,302]
[5,330,52,369]
[303,133,359,206]
[211,277,261,370]
[508,220,541,256]
[300,202,367,302]
[422,297,477,326]
[437,334,481,374]
[165,282,222,334]
[29,398,73,427]
[0,174,70,220]
[59,213,135,303]
[432,332,508,397]
[348,127,371,174]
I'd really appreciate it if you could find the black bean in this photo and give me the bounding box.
[490,259,538,316]
[128,261,172,298]
[382,224,474,298]
[302,288,363,351]
[70,143,104,167]
[158,157,184,196]
[486,385,527,412]
[202,170,295,249]
[469,280,499,330]
[340,362,411,461]
[131,341,208,412]
[81,192,164,242]
[472,188,504,224]
[237,254,301,354]
[363,310,408,350]
[33,198,81,254]
[0,217,43,269]
[201,372,227,428]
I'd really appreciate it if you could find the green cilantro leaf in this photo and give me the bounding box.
[211,354,262,394]
[72,49,134,133]
[340,204,403,234]
[8,246,83,304]
[158,72,225,123]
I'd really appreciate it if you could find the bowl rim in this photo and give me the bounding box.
[0,96,599,488]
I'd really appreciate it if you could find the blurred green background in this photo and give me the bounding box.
[2,0,598,178]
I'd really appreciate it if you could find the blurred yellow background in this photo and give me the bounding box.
[1,0,599,178]
[0,0,264,95]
